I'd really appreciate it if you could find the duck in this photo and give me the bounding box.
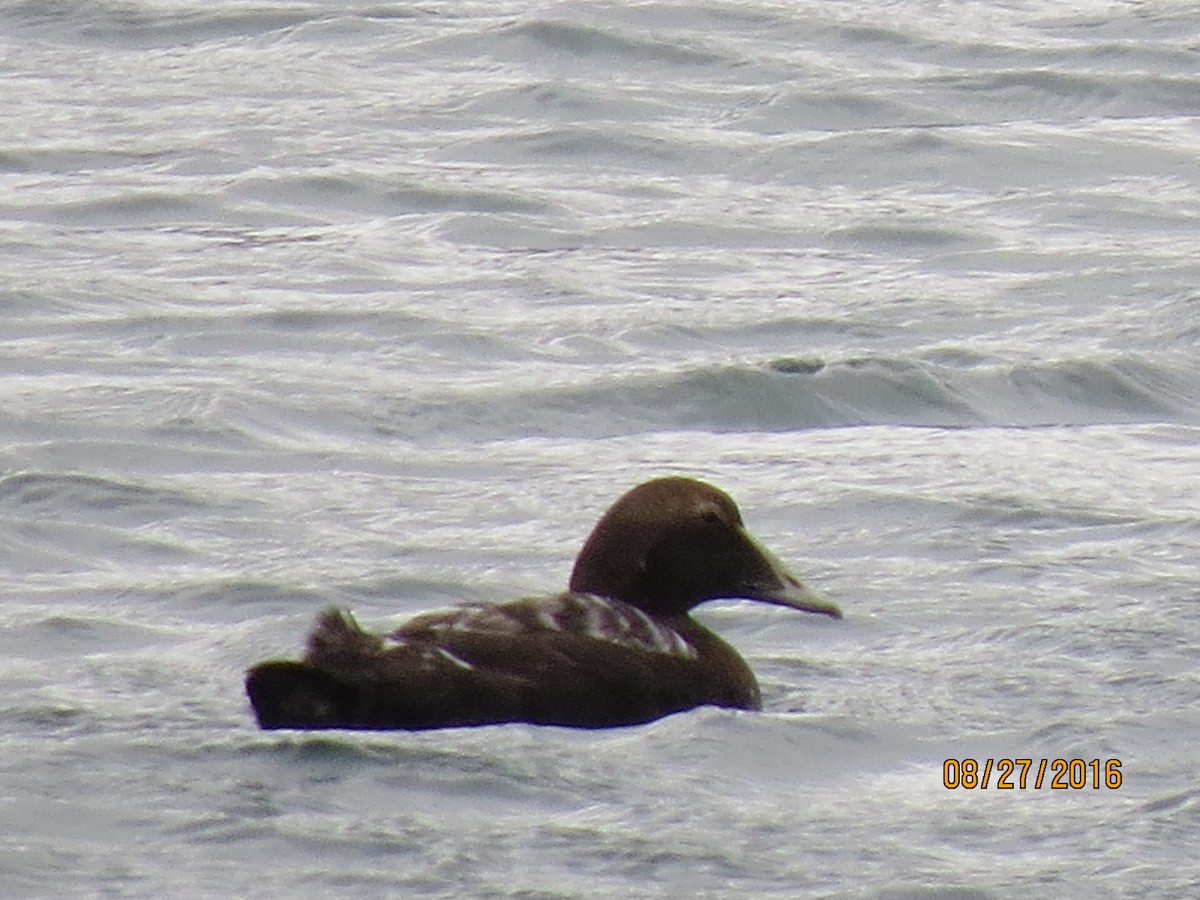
[245,476,842,730]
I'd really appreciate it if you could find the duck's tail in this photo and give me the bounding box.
[245,608,378,729]
[244,660,354,729]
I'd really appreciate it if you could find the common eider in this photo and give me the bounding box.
[245,477,841,730]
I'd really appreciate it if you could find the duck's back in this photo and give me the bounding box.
[245,595,761,730]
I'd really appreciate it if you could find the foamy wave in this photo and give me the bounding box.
[374,353,1198,441]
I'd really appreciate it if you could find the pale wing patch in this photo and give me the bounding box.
[376,634,443,672]
[394,603,524,639]
[436,646,476,670]
[391,595,696,659]
[560,594,696,659]
[380,623,477,672]
[533,605,563,632]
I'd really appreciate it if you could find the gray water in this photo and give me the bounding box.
[2,0,1199,896]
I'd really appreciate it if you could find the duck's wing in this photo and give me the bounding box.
[394,593,697,660]
[245,596,756,730]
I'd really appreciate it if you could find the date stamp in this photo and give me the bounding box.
[943,758,1123,790]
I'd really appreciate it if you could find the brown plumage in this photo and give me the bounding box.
[245,477,841,730]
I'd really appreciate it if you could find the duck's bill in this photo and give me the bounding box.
[761,572,843,619]
[743,531,843,619]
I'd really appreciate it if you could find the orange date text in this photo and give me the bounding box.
[942,758,1122,790]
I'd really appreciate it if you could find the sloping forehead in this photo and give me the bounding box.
[614,477,743,526]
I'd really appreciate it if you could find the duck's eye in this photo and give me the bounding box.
[699,510,724,526]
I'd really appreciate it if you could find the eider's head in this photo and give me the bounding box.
[568,477,842,619]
